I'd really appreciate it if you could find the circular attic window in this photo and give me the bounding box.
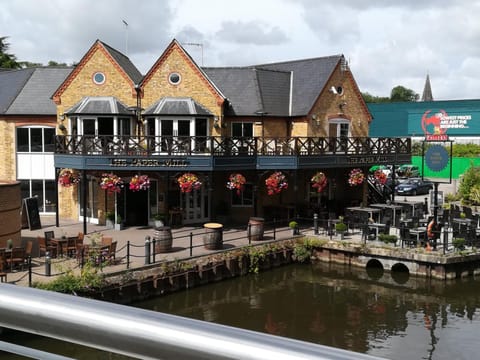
[93,72,106,85]
[169,72,181,85]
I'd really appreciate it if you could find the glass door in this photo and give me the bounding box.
[181,186,209,224]
[160,119,192,153]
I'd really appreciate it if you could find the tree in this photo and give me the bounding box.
[390,85,419,102]
[361,92,390,103]
[0,36,21,69]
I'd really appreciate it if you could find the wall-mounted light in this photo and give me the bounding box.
[312,114,320,126]
[59,124,67,131]
[213,116,220,129]
[59,113,65,121]
[339,102,347,112]
[329,86,344,95]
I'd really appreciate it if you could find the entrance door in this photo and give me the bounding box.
[124,188,149,226]
[181,186,209,224]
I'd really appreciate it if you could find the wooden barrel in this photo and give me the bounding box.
[153,226,173,253]
[248,217,264,241]
[203,223,223,250]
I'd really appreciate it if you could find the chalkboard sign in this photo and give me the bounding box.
[22,197,42,230]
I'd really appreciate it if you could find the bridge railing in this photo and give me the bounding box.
[0,284,384,360]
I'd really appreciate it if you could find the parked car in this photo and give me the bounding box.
[396,164,421,178]
[395,178,433,196]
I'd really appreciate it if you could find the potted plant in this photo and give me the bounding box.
[335,219,348,239]
[177,173,202,193]
[129,174,150,192]
[265,171,288,195]
[58,168,80,187]
[348,168,365,187]
[153,213,165,228]
[453,237,465,251]
[105,211,115,229]
[226,173,246,195]
[100,173,124,194]
[289,221,300,235]
[114,215,124,231]
[311,171,328,193]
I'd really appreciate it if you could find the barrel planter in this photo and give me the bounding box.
[248,217,265,241]
[153,226,173,253]
[203,223,223,250]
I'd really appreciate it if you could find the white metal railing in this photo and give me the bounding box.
[0,284,385,360]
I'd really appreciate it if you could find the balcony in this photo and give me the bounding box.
[54,135,411,171]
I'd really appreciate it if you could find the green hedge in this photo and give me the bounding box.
[411,156,480,180]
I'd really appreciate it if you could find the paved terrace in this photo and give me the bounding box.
[12,216,309,286]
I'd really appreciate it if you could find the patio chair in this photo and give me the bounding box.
[64,237,78,257]
[44,231,55,241]
[101,236,113,247]
[7,247,26,271]
[37,236,57,258]
[0,249,7,282]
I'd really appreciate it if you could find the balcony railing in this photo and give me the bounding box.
[55,135,411,157]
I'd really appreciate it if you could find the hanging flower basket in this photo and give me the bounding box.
[100,173,124,194]
[373,170,387,185]
[226,173,246,195]
[265,171,288,195]
[177,173,202,193]
[58,168,80,187]
[129,175,150,192]
[311,171,328,193]
[348,168,365,186]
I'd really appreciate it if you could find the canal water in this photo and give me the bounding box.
[2,262,480,359]
[135,262,480,360]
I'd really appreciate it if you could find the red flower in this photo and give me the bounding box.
[58,168,80,187]
[265,171,288,195]
[348,168,364,186]
[374,170,387,185]
[311,171,328,193]
[100,173,124,194]
[177,173,202,193]
[129,175,150,191]
[226,173,246,195]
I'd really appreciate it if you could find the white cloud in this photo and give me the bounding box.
[1,0,480,99]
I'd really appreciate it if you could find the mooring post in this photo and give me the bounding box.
[314,213,319,235]
[144,236,151,265]
[45,252,51,276]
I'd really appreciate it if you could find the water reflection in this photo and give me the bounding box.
[135,262,480,360]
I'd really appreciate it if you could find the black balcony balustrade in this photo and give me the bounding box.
[55,135,411,157]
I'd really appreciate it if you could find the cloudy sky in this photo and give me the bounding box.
[1,0,479,100]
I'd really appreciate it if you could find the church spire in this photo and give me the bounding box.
[421,73,433,101]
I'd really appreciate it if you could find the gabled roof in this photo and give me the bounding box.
[204,55,343,117]
[203,67,291,116]
[0,68,34,114]
[100,41,143,85]
[141,39,225,104]
[65,96,133,115]
[0,67,71,115]
[255,55,343,116]
[53,40,142,103]
[144,97,213,116]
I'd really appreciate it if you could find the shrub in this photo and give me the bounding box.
[289,221,298,229]
[378,233,398,244]
[453,238,466,251]
[335,222,348,232]
[459,162,480,202]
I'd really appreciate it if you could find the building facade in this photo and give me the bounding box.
[0,67,72,215]
[47,39,411,228]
